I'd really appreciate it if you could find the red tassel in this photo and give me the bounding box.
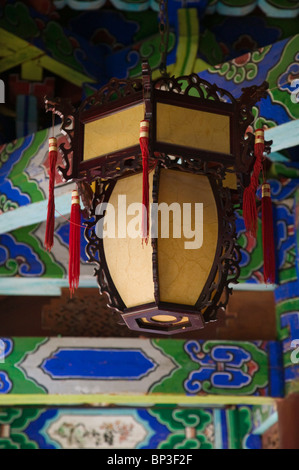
[139,120,150,244]
[243,128,264,237]
[45,137,57,251]
[262,183,276,283]
[69,189,81,296]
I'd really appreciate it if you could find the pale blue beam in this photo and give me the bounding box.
[0,191,76,235]
[268,151,290,162]
[265,119,299,153]
[252,411,278,435]
[213,409,224,449]
[229,283,276,291]
[0,279,274,297]
[0,277,98,296]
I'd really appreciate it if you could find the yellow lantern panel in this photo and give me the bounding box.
[83,103,144,161]
[141,315,190,326]
[102,169,218,310]
[157,169,218,305]
[156,102,231,155]
[223,167,237,189]
[103,171,155,308]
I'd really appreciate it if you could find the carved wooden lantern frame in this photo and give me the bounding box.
[45,62,271,335]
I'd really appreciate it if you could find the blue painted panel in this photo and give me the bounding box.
[41,348,156,379]
[221,409,229,449]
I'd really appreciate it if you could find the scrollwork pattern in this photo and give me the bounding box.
[78,77,143,114]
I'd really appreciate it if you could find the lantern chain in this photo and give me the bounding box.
[158,0,169,77]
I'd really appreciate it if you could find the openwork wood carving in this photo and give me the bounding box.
[44,97,75,181]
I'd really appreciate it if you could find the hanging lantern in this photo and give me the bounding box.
[90,166,236,334]
[44,62,272,335]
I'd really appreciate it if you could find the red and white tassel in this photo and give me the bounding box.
[139,120,150,244]
[69,189,81,296]
[262,183,276,283]
[243,128,264,237]
[44,136,57,251]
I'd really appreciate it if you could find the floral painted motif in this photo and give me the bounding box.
[149,407,214,449]
[184,341,268,396]
[0,371,12,393]
[268,35,299,120]
[51,417,139,449]
[208,47,271,84]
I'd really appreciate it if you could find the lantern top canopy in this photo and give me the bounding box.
[45,61,271,185]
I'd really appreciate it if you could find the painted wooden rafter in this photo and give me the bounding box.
[172,8,200,77]
[0,191,75,236]
[0,28,95,87]
[265,119,299,153]
[152,7,209,80]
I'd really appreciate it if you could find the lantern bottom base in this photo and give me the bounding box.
[121,303,204,335]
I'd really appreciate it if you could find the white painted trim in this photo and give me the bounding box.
[0,189,81,234]
[268,151,290,162]
[0,276,98,296]
[252,411,278,435]
[229,283,276,291]
[259,0,299,18]
[265,119,299,153]
[0,278,275,297]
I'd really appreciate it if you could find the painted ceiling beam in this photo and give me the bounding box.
[51,0,299,18]
[267,152,290,162]
[0,190,75,235]
[38,54,96,88]
[265,119,299,153]
[0,46,44,75]
[0,276,274,297]
[0,276,97,296]
[0,27,95,87]
[0,393,275,406]
[172,8,199,78]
